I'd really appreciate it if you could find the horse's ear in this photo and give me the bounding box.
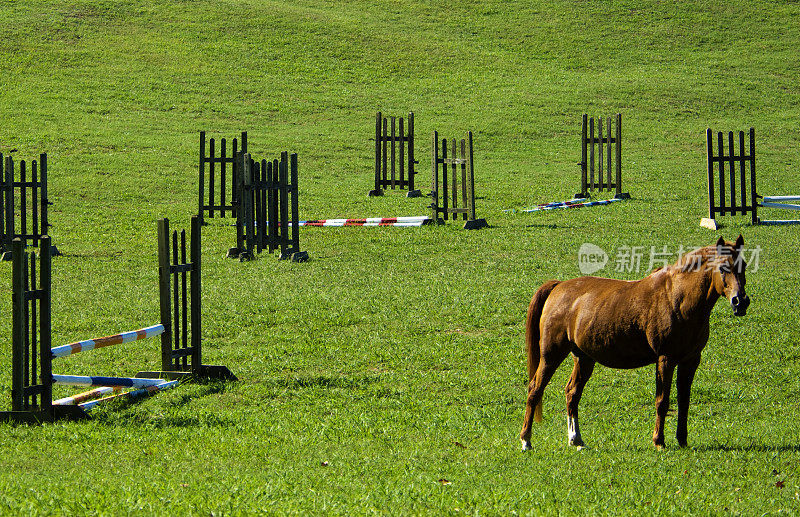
[735,234,745,248]
[716,236,726,247]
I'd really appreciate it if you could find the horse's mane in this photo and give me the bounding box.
[671,243,740,274]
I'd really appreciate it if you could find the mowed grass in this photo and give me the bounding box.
[1,0,800,514]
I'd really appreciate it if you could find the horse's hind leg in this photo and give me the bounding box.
[564,351,595,448]
[520,347,569,451]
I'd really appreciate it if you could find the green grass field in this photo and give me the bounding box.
[2,0,800,514]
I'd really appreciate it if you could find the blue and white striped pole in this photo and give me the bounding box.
[52,374,168,388]
[79,380,180,411]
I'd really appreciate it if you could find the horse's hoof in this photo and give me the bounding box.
[521,440,532,451]
[655,443,666,451]
[569,437,585,448]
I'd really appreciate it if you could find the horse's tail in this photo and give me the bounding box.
[526,279,560,423]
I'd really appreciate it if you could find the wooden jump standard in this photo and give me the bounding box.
[0,217,235,424]
[228,151,308,262]
[369,111,421,197]
[0,153,59,261]
[430,131,487,229]
[198,131,247,226]
[702,127,800,228]
[197,132,306,261]
[577,113,630,200]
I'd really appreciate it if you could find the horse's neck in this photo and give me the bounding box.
[666,267,720,318]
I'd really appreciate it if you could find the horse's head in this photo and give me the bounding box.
[711,235,750,316]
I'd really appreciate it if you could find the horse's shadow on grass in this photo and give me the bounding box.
[525,223,583,230]
[693,443,800,453]
[259,373,383,391]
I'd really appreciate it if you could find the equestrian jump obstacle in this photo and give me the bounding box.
[228,151,308,262]
[198,131,247,226]
[758,196,800,224]
[430,131,487,229]
[0,216,236,424]
[197,131,305,261]
[290,216,431,227]
[0,152,59,261]
[369,111,421,198]
[701,127,800,228]
[577,113,630,200]
[506,197,626,213]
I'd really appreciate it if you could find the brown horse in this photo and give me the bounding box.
[520,236,750,450]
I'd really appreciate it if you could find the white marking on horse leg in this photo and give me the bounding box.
[567,415,583,447]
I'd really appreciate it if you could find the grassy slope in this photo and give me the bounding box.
[1,0,799,514]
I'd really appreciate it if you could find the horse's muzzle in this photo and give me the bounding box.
[730,294,750,316]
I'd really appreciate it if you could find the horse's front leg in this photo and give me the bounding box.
[676,355,701,447]
[652,355,676,449]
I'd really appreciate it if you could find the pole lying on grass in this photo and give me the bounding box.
[503,198,589,213]
[79,380,180,411]
[254,216,432,227]
[300,216,432,227]
[514,197,626,213]
[52,375,168,388]
[53,386,122,406]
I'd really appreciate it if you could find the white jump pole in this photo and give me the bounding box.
[762,196,800,202]
[759,219,800,225]
[759,201,800,211]
[301,216,432,227]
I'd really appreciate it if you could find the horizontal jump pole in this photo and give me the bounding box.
[762,196,800,202]
[256,217,432,227]
[51,324,165,359]
[303,217,431,227]
[504,198,588,213]
[239,215,432,227]
[238,216,432,228]
[759,201,800,211]
[52,386,121,406]
[519,197,625,213]
[537,198,588,207]
[79,380,180,411]
[759,219,800,225]
[52,374,167,388]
